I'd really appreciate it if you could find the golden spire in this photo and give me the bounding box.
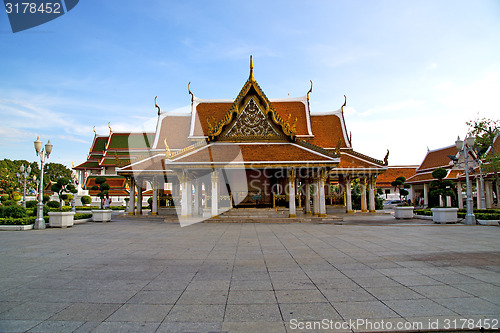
[164,138,171,157]
[188,82,194,102]
[249,55,254,81]
[155,96,161,115]
[307,80,313,100]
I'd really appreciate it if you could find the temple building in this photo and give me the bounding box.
[407,135,499,209]
[75,57,389,220]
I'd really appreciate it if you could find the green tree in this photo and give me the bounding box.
[44,163,72,182]
[50,177,77,210]
[91,176,110,209]
[466,117,500,205]
[391,176,410,203]
[430,168,455,207]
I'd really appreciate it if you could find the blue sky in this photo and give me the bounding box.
[1,0,499,167]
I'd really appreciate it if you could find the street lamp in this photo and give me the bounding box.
[19,164,32,208]
[34,137,53,230]
[455,136,476,225]
[71,173,78,212]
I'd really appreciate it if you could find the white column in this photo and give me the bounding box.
[305,179,311,214]
[368,176,376,213]
[410,185,416,206]
[479,177,486,209]
[288,169,296,218]
[361,178,368,212]
[152,178,158,216]
[136,180,143,215]
[312,179,319,216]
[457,181,464,209]
[211,171,219,217]
[128,177,135,215]
[476,178,481,209]
[446,195,452,207]
[423,183,429,207]
[484,181,492,208]
[346,176,353,213]
[192,179,199,216]
[181,176,192,218]
[319,171,327,217]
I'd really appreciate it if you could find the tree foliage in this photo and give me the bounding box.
[50,177,77,210]
[391,176,410,202]
[466,117,499,156]
[91,176,110,209]
[430,168,455,206]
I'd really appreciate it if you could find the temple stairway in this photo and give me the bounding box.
[206,207,342,223]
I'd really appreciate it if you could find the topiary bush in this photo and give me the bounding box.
[12,192,21,202]
[3,205,27,218]
[51,177,77,210]
[26,200,38,208]
[43,194,51,204]
[47,200,60,209]
[80,195,92,205]
[91,176,110,209]
[0,194,9,204]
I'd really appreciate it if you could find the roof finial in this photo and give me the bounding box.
[155,96,161,115]
[249,55,254,81]
[108,122,112,133]
[307,80,313,100]
[341,95,347,113]
[384,149,389,165]
[93,126,96,135]
[188,82,194,102]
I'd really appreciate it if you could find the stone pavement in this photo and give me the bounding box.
[0,217,499,333]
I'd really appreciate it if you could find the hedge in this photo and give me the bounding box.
[0,213,92,225]
[74,206,126,211]
[74,213,92,220]
[0,216,37,225]
[414,209,432,216]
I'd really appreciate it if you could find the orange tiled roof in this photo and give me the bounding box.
[305,113,347,148]
[192,99,311,137]
[171,143,337,164]
[406,169,463,184]
[85,176,127,189]
[154,115,192,149]
[417,145,457,171]
[376,166,418,187]
[193,102,231,137]
[272,101,309,136]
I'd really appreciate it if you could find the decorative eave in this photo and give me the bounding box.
[205,56,297,141]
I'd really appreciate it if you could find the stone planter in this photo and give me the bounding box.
[394,206,414,219]
[92,210,112,222]
[431,207,458,224]
[48,211,75,228]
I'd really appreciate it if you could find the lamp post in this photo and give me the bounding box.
[19,165,32,208]
[71,173,78,212]
[455,136,476,225]
[34,137,53,230]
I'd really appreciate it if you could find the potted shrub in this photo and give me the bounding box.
[391,176,414,219]
[430,168,458,223]
[48,177,77,228]
[80,195,92,206]
[91,176,112,222]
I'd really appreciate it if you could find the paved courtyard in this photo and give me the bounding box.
[0,217,499,333]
